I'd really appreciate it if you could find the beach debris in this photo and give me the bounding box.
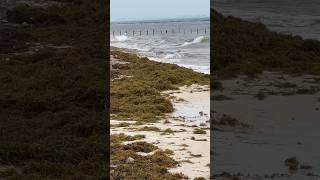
[213,114,250,128]
[160,128,175,135]
[190,153,202,158]
[284,157,299,170]
[163,119,171,124]
[194,177,206,180]
[211,94,232,101]
[255,91,267,100]
[212,172,241,180]
[193,128,206,134]
[126,157,135,164]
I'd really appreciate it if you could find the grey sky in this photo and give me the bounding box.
[111,0,210,22]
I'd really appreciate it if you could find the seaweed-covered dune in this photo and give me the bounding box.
[211,9,320,77]
[0,0,108,179]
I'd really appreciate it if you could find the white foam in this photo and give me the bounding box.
[113,35,128,42]
[148,57,209,74]
[164,52,183,59]
[181,36,208,47]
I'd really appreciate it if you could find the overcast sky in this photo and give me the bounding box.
[111,0,210,22]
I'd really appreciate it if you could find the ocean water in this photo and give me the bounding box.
[212,0,320,40]
[110,18,210,74]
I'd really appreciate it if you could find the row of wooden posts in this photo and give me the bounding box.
[111,28,207,36]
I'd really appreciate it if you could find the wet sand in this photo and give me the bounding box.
[212,72,320,180]
[111,85,210,179]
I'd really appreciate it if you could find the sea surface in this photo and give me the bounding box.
[212,0,320,40]
[110,18,210,74]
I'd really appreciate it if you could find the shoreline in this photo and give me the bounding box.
[110,49,210,179]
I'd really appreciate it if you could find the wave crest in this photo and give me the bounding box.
[181,36,209,47]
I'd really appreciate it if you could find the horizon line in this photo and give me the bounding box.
[110,16,210,23]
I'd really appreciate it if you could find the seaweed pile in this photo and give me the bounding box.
[0,0,108,179]
[211,9,320,77]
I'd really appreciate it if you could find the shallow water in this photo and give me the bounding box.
[110,18,210,74]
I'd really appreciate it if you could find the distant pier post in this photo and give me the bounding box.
[133,30,135,36]
[153,29,155,36]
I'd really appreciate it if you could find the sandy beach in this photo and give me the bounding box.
[212,72,320,180]
[111,84,210,179]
